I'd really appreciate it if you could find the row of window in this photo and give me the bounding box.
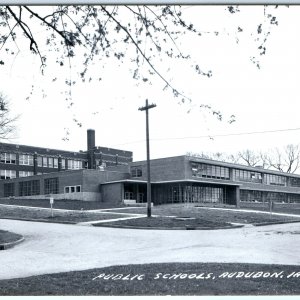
[3,178,83,197]
[240,190,300,203]
[191,163,230,180]
[1,152,85,170]
[190,163,300,187]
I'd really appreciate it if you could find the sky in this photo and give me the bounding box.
[1,5,300,162]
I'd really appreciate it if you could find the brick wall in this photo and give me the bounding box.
[101,183,123,203]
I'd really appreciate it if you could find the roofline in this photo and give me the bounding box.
[101,178,241,186]
[131,154,300,178]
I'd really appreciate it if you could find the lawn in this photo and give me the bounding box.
[0,262,299,295]
[93,215,237,229]
[0,198,124,210]
[103,204,300,226]
[0,230,23,248]
[0,202,299,227]
[0,205,138,223]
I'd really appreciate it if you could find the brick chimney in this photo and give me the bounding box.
[87,129,96,169]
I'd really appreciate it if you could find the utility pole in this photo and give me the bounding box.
[139,99,156,217]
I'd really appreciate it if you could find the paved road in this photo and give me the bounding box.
[0,219,299,280]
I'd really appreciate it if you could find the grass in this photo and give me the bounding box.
[104,205,300,226]
[0,262,299,295]
[93,216,235,229]
[0,198,124,210]
[0,202,299,227]
[0,205,137,223]
[0,230,22,244]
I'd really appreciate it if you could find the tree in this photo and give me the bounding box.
[187,144,300,174]
[238,150,261,167]
[0,5,282,124]
[0,93,18,140]
[266,145,300,173]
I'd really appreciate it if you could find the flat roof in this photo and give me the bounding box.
[131,155,300,178]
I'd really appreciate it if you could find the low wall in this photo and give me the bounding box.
[3,192,101,202]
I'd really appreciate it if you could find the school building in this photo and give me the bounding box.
[1,145,300,207]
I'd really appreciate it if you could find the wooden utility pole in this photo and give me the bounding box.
[139,99,156,217]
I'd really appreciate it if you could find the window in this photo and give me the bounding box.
[0,153,16,164]
[131,167,142,177]
[64,185,81,193]
[43,157,48,167]
[61,159,66,169]
[48,157,53,168]
[290,177,300,187]
[191,163,230,180]
[19,180,40,196]
[19,171,34,178]
[0,170,16,180]
[4,183,14,197]
[124,191,134,200]
[37,156,43,167]
[44,178,59,194]
[19,154,34,166]
[54,158,58,168]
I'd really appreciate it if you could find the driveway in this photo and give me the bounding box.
[0,219,299,280]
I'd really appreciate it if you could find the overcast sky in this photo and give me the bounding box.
[1,5,300,162]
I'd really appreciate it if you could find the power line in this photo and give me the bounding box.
[111,126,300,147]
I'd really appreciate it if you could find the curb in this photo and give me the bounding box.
[0,217,76,225]
[0,236,25,250]
[92,224,244,230]
[253,220,300,227]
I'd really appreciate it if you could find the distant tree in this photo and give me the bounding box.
[238,150,261,167]
[187,144,300,174]
[0,93,18,140]
[266,145,300,173]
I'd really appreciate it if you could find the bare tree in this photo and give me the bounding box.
[267,145,300,173]
[0,93,18,140]
[238,150,261,167]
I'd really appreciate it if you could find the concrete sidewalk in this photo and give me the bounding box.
[198,206,300,218]
[0,219,299,280]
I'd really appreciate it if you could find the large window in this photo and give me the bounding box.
[19,154,34,166]
[0,153,16,164]
[19,180,40,196]
[233,169,262,183]
[4,183,14,197]
[264,174,286,186]
[191,163,230,180]
[241,190,288,203]
[240,190,263,202]
[0,170,16,180]
[44,178,59,194]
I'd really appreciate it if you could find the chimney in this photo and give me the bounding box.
[87,129,95,151]
[87,129,96,169]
